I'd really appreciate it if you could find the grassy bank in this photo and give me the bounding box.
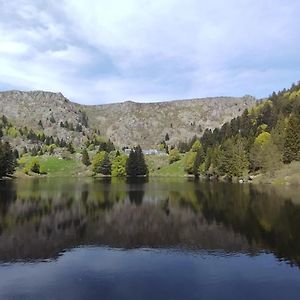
[252,161,300,186]
[16,155,90,177]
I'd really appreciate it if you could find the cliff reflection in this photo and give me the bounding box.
[0,179,299,266]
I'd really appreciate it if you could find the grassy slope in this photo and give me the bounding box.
[16,155,88,177]
[152,159,186,177]
[252,161,300,186]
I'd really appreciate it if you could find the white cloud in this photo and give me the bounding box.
[0,0,299,104]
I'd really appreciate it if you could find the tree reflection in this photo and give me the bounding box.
[0,178,299,267]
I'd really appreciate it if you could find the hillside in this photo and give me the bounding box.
[0,91,256,148]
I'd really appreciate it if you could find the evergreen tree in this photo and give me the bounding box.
[0,141,16,178]
[283,115,300,163]
[193,147,205,177]
[82,149,91,166]
[126,145,148,177]
[100,153,111,175]
[218,136,249,178]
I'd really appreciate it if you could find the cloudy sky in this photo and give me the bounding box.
[0,0,299,104]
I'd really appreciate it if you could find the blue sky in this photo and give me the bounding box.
[0,0,299,104]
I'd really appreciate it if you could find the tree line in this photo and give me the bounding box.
[178,82,300,178]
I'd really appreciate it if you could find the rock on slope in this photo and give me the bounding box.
[0,90,256,148]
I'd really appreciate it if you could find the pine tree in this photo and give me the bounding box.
[126,145,148,177]
[193,147,205,177]
[0,141,16,178]
[283,115,300,163]
[100,153,111,175]
[82,149,91,166]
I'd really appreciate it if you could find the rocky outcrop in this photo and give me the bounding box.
[0,90,256,148]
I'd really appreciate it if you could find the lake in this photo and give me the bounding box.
[0,178,300,299]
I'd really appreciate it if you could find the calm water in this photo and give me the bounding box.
[0,178,300,299]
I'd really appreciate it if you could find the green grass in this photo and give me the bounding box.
[17,155,86,177]
[39,157,82,177]
[152,159,186,177]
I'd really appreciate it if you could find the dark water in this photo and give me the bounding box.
[0,178,300,299]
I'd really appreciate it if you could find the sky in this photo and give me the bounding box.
[0,0,299,104]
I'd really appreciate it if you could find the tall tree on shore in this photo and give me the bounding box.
[0,141,16,178]
[82,149,91,166]
[283,115,300,163]
[126,145,148,177]
[100,153,112,175]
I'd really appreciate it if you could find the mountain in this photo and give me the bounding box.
[0,90,256,148]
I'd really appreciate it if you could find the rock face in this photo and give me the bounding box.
[0,90,256,148]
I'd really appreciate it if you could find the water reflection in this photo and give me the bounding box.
[0,178,299,266]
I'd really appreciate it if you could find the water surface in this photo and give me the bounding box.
[0,178,299,299]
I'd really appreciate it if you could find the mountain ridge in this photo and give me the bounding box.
[0,90,256,148]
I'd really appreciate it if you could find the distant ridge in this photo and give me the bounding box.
[0,90,256,148]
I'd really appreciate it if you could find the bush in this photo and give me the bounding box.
[23,159,44,175]
[169,148,181,164]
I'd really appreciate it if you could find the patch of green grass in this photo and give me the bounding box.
[152,159,186,177]
[39,157,82,177]
[17,155,85,177]
[145,155,169,175]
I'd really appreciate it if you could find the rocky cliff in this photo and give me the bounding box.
[0,90,256,148]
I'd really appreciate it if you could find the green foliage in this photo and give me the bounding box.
[168,148,180,164]
[218,136,249,178]
[193,147,205,177]
[23,158,44,175]
[92,151,106,173]
[283,115,300,163]
[126,145,148,177]
[0,141,16,177]
[112,155,127,177]
[82,149,91,166]
[183,140,206,177]
[271,116,287,155]
[191,140,201,152]
[99,153,112,175]
[183,151,197,174]
[254,132,271,146]
[6,126,19,138]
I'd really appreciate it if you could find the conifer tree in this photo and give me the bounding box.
[283,115,300,163]
[0,141,16,178]
[126,145,148,177]
[100,153,111,175]
[82,149,91,166]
